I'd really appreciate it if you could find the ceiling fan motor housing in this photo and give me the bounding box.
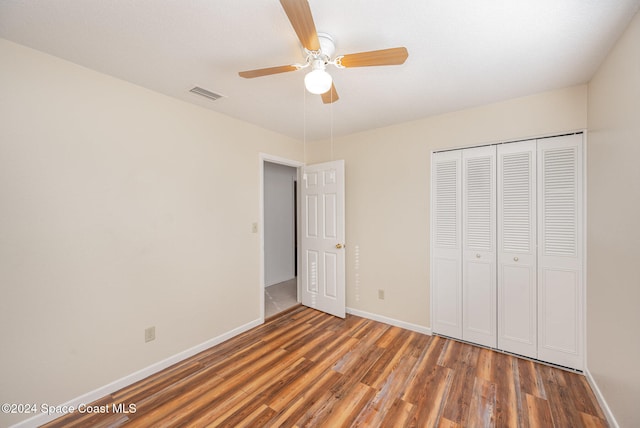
[307,32,335,62]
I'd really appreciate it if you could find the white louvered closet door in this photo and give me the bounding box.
[497,141,537,358]
[462,146,497,348]
[431,150,463,339]
[537,134,584,370]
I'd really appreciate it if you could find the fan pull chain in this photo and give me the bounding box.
[303,84,307,166]
[330,86,334,161]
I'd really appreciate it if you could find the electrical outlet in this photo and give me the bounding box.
[145,326,155,343]
[378,289,385,300]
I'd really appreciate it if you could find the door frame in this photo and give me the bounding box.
[259,153,304,322]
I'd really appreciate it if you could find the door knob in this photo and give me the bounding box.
[336,243,344,249]
[476,253,481,258]
[514,256,519,262]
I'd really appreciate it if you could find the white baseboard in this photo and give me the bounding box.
[584,368,619,428]
[11,318,263,428]
[346,307,432,336]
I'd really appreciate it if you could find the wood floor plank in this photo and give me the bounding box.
[475,347,495,382]
[281,326,333,354]
[196,336,269,372]
[234,403,276,428]
[202,357,312,427]
[267,370,343,426]
[406,330,432,359]
[304,333,359,364]
[580,411,608,428]
[565,370,607,419]
[440,340,481,425]
[441,363,477,425]
[360,329,414,389]
[466,376,497,428]
[353,353,418,427]
[525,392,554,427]
[400,335,453,427]
[489,350,519,427]
[350,319,391,348]
[402,334,446,402]
[511,358,530,428]
[123,371,230,427]
[309,382,376,428]
[175,389,248,428]
[438,417,462,428]
[517,358,547,400]
[268,338,356,412]
[379,397,416,427]
[348,317,376,339]
[539,365,584,428]
[375,324,405,348]
[42,308,608,428]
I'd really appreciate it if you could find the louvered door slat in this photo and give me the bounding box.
[540,145,579,255]
[462,146,496,348]
[465,155,493,250]
[435,160,459,248]
[537,134,583,370]
[431,150,462,339]
[498,141,537,358]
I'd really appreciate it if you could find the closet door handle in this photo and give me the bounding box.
[514,256,519,262]
[476,253,481,258]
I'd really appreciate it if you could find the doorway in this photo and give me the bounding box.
[260,155,303,320]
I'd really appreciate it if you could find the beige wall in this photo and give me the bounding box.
[307,85,587,328]
[0,39,301,426]
[587,10,640,428]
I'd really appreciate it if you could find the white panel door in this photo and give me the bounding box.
[497,141,537,358]
[431,150,463,339]
[537,134,583,370]
[301,160,345,318]
[462,146,497,348]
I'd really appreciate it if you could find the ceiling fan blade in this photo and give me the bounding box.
[321,83,339,104]
[238,65,297,78]
[279,0,320,51]
[339,47,409,68]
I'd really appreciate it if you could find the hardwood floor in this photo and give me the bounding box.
[43,306,607,427]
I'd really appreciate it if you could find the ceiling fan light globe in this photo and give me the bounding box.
[304,69,333,95]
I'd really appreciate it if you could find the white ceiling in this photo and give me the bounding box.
[1,1,639,141]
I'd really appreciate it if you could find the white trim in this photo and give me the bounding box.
[258,153,304,324]
[431,128,587,154]
[346,307,432,336]
[259,153,305,168]
[582,132,588,371]
[429,148,436,337]
[584,368,619,428]
[11,318,262,428]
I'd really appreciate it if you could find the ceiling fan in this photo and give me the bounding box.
[238,0,409,104]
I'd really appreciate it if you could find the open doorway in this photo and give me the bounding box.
[261,156,302,319]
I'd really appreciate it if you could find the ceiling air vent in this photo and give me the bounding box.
[189,86,225,101]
